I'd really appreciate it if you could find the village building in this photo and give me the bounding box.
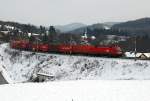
[136,53,150,59]
[36,69,55,82]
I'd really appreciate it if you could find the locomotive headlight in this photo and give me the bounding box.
[116,47,122,54]
[106,49,109,52]
[117,47,121,51]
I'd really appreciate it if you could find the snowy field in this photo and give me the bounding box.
[1,43,150,83]
[0,80,150,101]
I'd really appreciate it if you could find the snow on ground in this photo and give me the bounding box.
[0,65,13,83]
[0,80,150,101]
[1,43,150,83]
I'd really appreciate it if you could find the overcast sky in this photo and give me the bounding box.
[0,0,150,26]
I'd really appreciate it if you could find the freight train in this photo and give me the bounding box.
[10,39,123,57]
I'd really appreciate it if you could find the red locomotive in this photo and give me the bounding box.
[10,40,123,57]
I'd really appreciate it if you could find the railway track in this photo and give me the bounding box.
[12,47,150,61]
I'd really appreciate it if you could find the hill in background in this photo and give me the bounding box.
[55,23,86,33]
[68,22,118,34]
[112,17,150,36]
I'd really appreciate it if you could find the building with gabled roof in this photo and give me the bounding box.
[136,53,150,59]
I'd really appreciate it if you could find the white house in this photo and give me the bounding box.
[37,69,55,82]
[136,53,150,59]
[125,52,150,59]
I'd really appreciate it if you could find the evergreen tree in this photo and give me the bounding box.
[39,25,47,43]
[48,26,57,44]
[48,26,56,35]
[0,25,7,31]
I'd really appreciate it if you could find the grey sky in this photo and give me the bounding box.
[0,0,150,26]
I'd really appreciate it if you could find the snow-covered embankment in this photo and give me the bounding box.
[0,43,150,83]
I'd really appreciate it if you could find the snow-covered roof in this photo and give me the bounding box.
[33,33,39,36]
[136,53,150,58]
[104,26,110,30]
[125,52,135,57]
[125,52,150,58]
[5,25,14,30]
[0,31,9,34]
[81,35,87,39]
[91,36,96,40]
[28,33,32,37]
[27,33,39,36]
[37,69,54,77]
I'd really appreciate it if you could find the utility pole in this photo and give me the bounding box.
[134,35,137,61]
[69,35,73,55]
[36,38,41,59]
